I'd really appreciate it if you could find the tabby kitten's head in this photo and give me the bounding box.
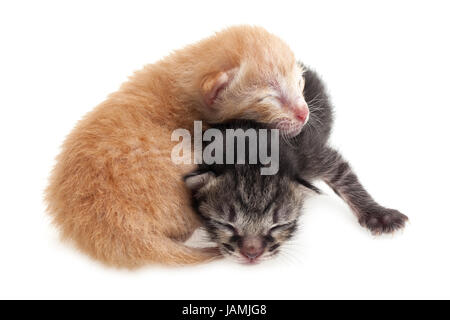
[185,167,314,264]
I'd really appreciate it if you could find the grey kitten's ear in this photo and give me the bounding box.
[183,171,215,191]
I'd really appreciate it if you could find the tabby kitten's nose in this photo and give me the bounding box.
[241,237,264,261]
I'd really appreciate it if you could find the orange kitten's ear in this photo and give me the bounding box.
[201,69,235,107]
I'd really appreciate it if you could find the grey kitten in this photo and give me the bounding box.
[185,67,408,264]
[185,164,314,264]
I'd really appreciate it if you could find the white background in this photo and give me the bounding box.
[1,0,449,300]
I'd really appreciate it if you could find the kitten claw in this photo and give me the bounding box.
[359,208,408,235]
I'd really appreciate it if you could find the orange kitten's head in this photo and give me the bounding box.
[194,26,309,137]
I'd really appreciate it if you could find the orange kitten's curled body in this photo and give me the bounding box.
[46,26,309,268]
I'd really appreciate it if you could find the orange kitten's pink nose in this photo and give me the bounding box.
[294,104,309,123]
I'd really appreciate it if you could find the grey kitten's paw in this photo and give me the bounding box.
[359,208,408,235]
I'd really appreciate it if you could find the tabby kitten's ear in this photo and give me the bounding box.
[201,68,237,107]
[184,170,216,191]
[295,176,321,194]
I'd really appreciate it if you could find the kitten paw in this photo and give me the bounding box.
[202,247,224,260]
[359,208,408,235]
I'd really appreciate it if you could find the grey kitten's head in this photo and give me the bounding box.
[185,167,313,264]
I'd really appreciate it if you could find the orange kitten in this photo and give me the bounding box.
[45,25,309,268]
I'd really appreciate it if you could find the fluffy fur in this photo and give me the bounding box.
[185,67,408,264]
[45,26,309,268]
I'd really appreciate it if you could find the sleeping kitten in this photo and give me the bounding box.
[185,68,408,264]
[185,161,315,264]
[45,26,310,268]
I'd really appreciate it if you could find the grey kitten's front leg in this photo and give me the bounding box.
[316,147,408,234]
